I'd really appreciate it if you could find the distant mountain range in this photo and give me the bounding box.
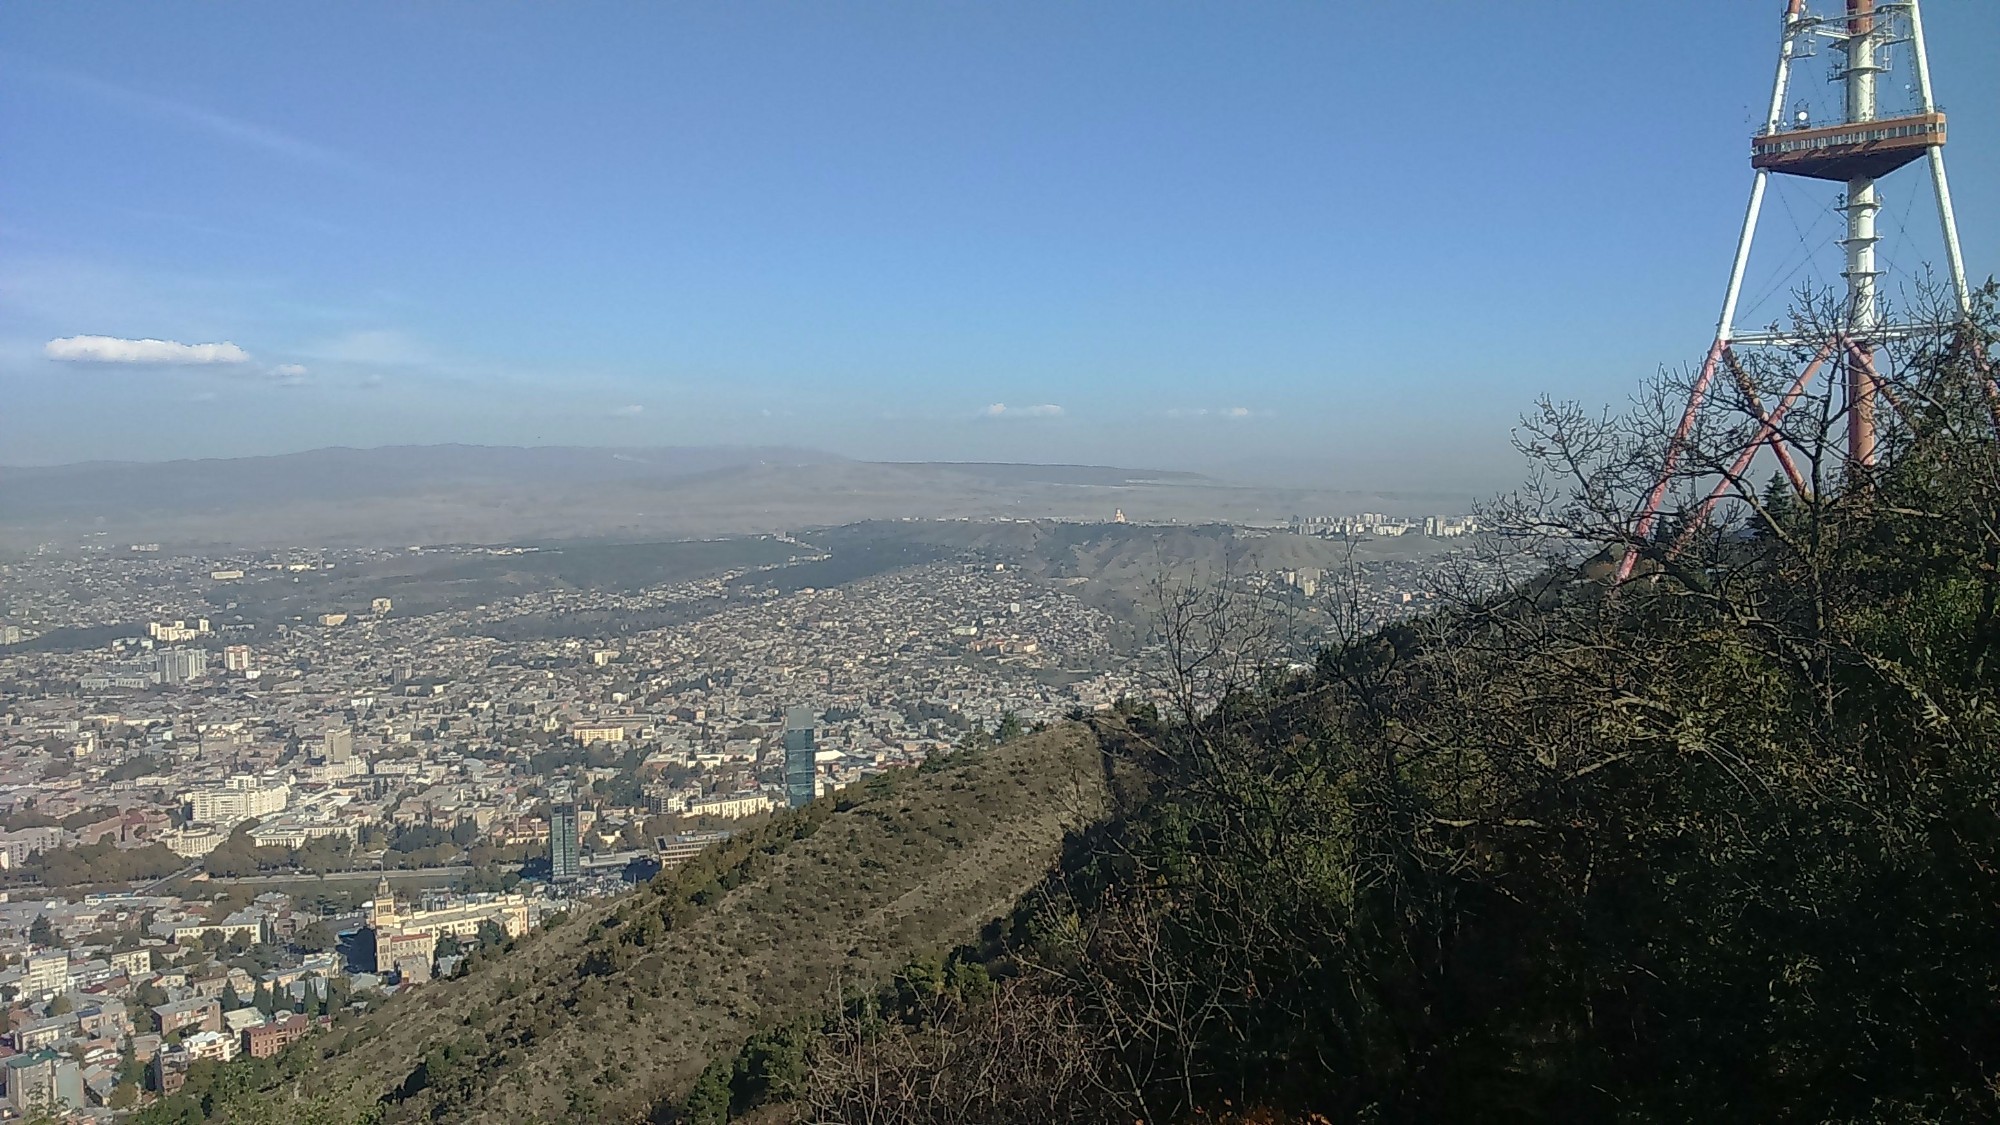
[2,444,839,516]
[0,444,1465,549]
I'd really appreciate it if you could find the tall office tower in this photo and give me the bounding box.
[156,647,208,685]
[323,728,353,764]
[783,706,817,809]
[549,789,580,881]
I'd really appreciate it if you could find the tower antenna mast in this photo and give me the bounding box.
[1620,0,1977,580]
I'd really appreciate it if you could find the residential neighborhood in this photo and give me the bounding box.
[0,526,1489,1115]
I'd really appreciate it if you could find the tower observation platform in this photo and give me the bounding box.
[1751,110,1945,181]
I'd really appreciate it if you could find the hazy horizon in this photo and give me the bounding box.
[0,439,1511,497]
[6,2,1993,482]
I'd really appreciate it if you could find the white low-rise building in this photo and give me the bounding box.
[685,792,779,819]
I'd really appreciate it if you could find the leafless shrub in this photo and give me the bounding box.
[802,979,1104,1125]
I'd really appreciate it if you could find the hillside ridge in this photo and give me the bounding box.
[194,725,1107,1124]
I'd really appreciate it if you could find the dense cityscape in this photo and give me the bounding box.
[0,516,1491,1116]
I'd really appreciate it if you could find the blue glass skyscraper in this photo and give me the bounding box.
[549,786,580,881]
[784,706,816,808]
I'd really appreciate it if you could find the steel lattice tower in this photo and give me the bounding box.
[1622,0,1976,580]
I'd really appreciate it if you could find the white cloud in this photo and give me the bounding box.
[1168,405,1257,420]
[610,404,645,417]
[980,402,1064,419]
[44,335,250,365]
[271,363,308,382]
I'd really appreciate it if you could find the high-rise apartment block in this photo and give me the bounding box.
[323,728,353,763]
[784,706,817,809]
[222,644,253,672]
[156,647,208,685]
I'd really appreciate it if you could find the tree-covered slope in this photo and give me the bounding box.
[798,307,2000,1123]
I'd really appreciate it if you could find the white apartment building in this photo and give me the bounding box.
[0,827,64,868]
[184,1029,239,1063]
[148,619,210,643]
[162,827,225,858]
[23,953,68,998]
[184,778,290,825]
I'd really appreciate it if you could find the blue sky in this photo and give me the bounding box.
[2,1,1994,488]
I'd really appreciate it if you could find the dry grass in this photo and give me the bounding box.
[267,725,1108,1124]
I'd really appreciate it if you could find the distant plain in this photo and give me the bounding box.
[0,444,1478,550]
